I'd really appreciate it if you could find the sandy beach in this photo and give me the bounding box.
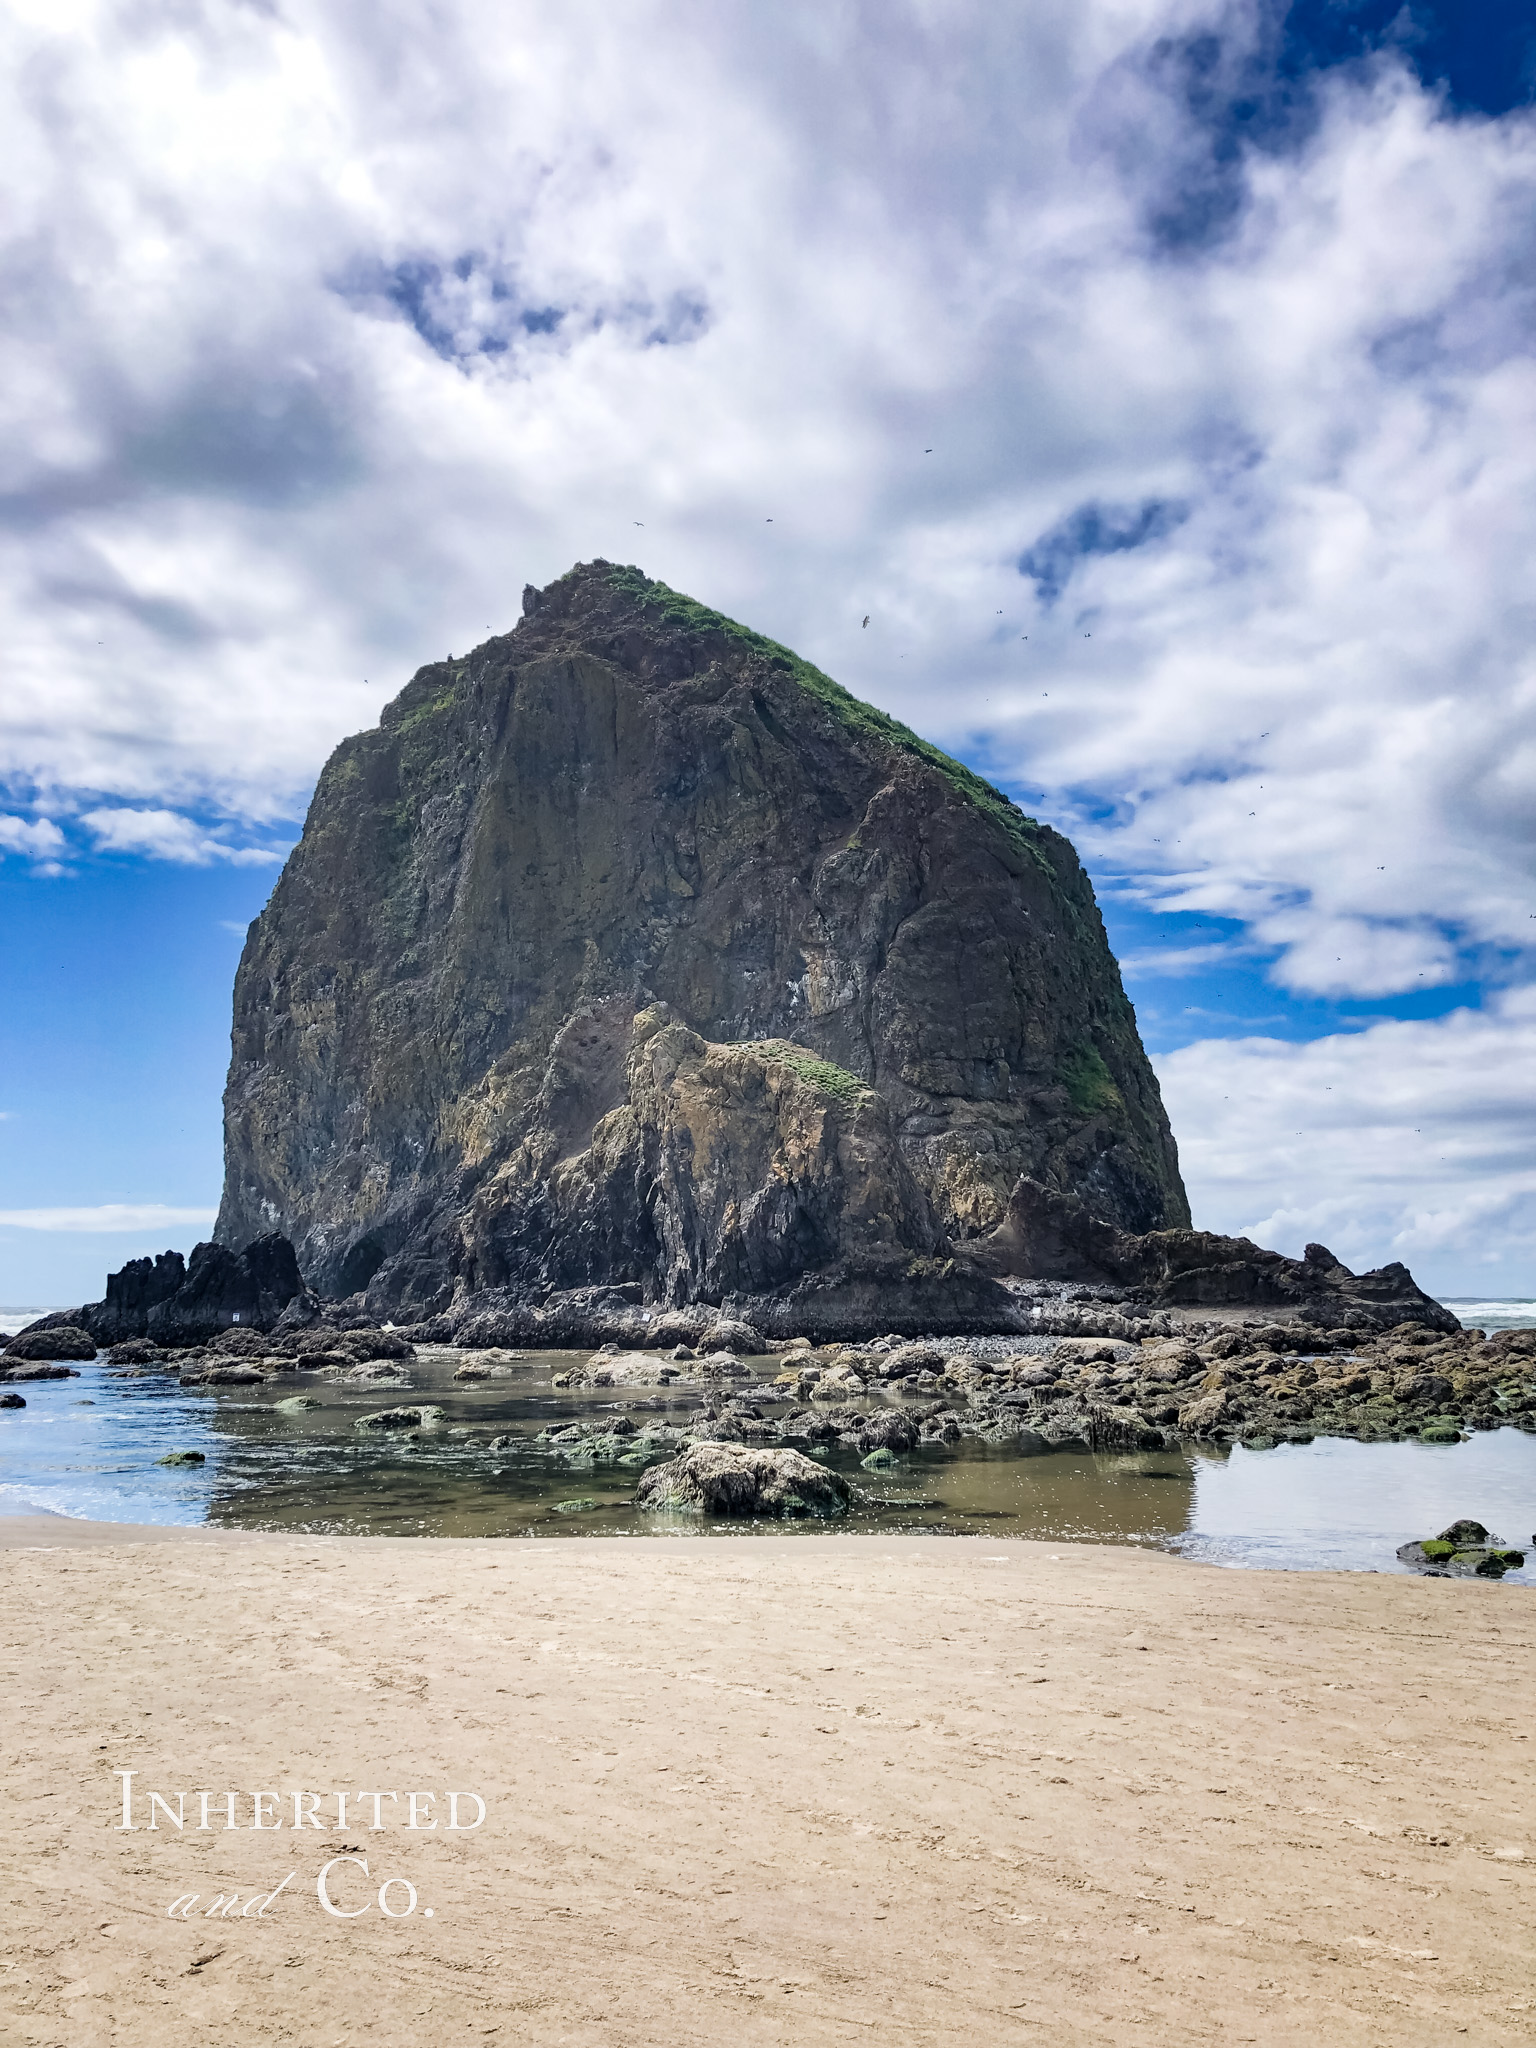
[1,1521,1531,2047]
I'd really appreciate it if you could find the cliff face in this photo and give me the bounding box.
[217,562,1189,1322]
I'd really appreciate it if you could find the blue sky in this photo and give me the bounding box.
[4,0,1536,1304]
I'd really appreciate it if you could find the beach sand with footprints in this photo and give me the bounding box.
[1,1518,1532,2046]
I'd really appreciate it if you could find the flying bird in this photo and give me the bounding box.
[634,521,644,526]
[862,616,869,628]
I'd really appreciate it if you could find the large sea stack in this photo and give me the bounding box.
[212,562,1448,1341]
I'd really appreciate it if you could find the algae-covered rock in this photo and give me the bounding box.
[275,1394,323,1413]
[636,1442,851,1517]
[1397,1516,1526,1577]
[4,1325,96,1361]
[158,1449,206,1466]
[857,1408,920,1455]
[356,1404,445,1431]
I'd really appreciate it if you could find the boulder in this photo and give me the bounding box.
[106,1338,164,1365]
[635,1443,851,1517]
[1177,1390,1229,1436]
[3,1325,96,1361]
[702,1319,765,1355]
[356,1404,444,1431]
[213,1326,272,1358]
[0,1391,25,1408]
[1084,1402,1165,1452]
[883,1342,946,1377]
[857,1408,920,1455]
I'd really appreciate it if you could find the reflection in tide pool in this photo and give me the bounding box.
[1,1350,1533,1572]
[1182,1431,1536,1572]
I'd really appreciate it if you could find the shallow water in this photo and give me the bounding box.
[2,1349,1532,1572]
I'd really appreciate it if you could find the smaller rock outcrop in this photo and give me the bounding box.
[979,1179,1458,1331]
[636,1442,851,1516]
[43,1235,309,1349]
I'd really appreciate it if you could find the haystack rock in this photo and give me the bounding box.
[210,561,1439,1341]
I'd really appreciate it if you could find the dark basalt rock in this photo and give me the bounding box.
[145,1234,305,1346]
[58,1235,308,1348]
[976,1179,1456,1332]
[215,561,1189,1334]
[95,1251,186,1345]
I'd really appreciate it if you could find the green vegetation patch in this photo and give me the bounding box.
[1059,1041,1123,1119]
[755,1040,871,1105]
[603,566,1046,861]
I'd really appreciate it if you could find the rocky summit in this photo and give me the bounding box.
[215,561,1194,1334]
[197,561,1447,1346]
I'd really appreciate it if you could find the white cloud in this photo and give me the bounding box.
[0,815,65,862]
[0,1203,217,1232]
[1120,940,1239,979]
[80,808,285,866]
[0,0,1531,1003]
[1156,988,1536,1294]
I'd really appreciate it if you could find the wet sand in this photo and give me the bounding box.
[1,1517,1532,2046]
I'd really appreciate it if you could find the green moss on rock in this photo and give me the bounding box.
[1060,1042,1124,1119]
[603,565,1048,862]
[755,1040,871,1105]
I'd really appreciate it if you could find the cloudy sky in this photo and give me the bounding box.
[3,0,1535,1303]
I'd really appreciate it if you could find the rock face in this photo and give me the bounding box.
[217,561,1188,1329]
[57,1235,307,1348]
[977,1178,1458,1331]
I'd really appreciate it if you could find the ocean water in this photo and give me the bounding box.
[0,1307,64,1338]
[2,1350,1532,1573]
[1439,1299,1536,1333]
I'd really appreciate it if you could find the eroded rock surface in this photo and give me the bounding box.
[977,1179,1456,1330]
[216,561,1188,1331]
[635,1442,851,1517]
